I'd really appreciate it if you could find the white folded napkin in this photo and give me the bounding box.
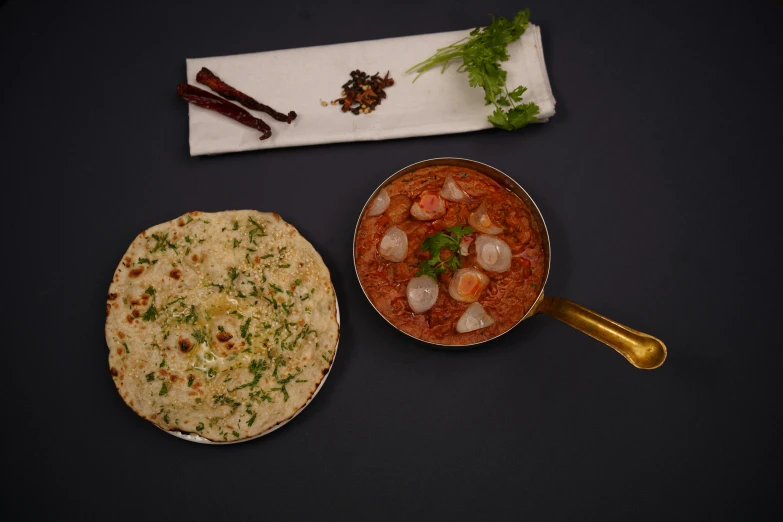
[185,24,555,156]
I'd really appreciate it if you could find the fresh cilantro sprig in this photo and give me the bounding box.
[406,9,540,131]
[417,225,474,279]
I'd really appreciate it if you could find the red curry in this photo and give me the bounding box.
[354,166,546,345]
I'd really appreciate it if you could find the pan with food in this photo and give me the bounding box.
[353,158,666,369]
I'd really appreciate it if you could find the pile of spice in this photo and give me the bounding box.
[331,70,394,115]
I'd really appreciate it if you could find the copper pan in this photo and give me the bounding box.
[353,158,666,370]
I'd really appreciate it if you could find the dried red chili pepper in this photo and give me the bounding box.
[331,70,394,115]
[196,67,296,124]
[177,84,272,140]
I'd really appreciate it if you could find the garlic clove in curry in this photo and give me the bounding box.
[448,268,490,303]
[439,174,470,202]
[468,201,503,234]
[410,191,446,220]
[406,275,439,313]
[378,226,408,262]
[456,303,494,333]
[475,235,512,272]
[367,188,390,216]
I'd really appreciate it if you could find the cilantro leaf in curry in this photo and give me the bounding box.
[417,225,474,279]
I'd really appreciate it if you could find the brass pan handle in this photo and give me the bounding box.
[536,296,667,370]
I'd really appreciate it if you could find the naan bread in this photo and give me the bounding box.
[106,211,339,442]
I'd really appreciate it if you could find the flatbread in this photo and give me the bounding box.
[106,210,339,442]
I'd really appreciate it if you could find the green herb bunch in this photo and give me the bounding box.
[406,9,540,131]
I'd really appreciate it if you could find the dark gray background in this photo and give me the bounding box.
[2,0,781,519]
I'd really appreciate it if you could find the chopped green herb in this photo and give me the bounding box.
[233,359,268,391]
[138,258,157,265]
[146,372,155,382]
[228,266,239,282]
[192,327,209,345]
[187,374,195,387]
[144,285,155,296]
[233,221,239,230]
[213,394,241,413]
[207,367,217,379]
[165,296,185,307]
[248,216,267,245]
[232,431,240,438]
[240,318,251,339]
[272,356,286,379]
[269,283,283,293]
[141,304,158,322]
[151,232,177,253]
[247,412,257,427]
[233,238,240,248]
[122,342,130,354]
[196,422,204,431]
[294,279,302,286]
[181,305,198,324]
[164,413,170,424]
[159,382,168,396]
[278,264,290,269]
